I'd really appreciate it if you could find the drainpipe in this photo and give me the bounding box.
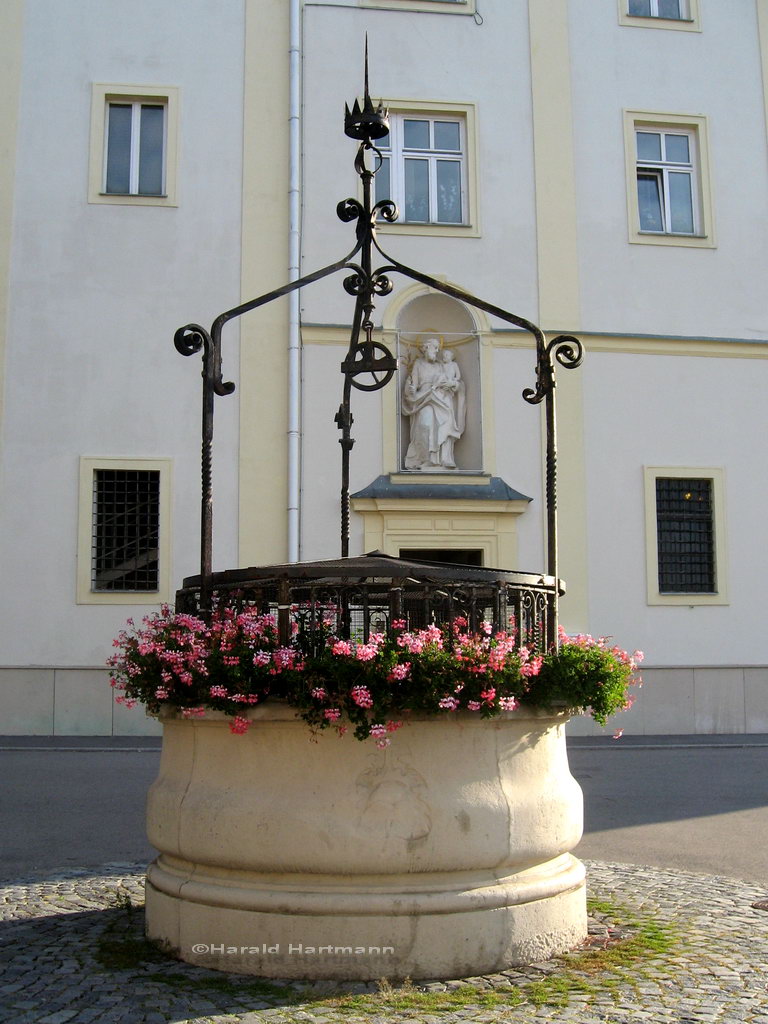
[287,0,301,562]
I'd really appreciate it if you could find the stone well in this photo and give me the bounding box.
[144,702,586,980]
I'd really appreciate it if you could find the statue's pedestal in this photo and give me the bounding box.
[145,705,587,980]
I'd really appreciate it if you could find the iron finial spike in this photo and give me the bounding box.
[364,34,370,100]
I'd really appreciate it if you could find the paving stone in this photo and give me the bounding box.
[2,860,768,1022]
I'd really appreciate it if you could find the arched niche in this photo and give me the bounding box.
[395,292,483,473]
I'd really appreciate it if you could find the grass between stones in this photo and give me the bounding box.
[93,892,676,1012]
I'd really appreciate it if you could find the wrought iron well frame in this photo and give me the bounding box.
[173,54,582,643]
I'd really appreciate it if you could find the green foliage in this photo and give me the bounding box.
[532,636,640,725]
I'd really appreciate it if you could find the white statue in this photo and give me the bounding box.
[402,338,466,471]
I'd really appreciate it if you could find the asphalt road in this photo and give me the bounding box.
[1,736,766,885]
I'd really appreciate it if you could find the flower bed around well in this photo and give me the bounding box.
[109,604,643,745]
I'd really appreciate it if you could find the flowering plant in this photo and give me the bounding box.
[109,607,642,747]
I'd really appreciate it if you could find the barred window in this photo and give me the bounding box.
[92,469,160,592]
[656,477,715,593]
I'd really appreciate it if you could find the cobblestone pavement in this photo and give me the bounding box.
[1,860,767,1024]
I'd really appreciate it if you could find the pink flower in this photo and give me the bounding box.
[467,700,481,711]
[155,687,169,700]
[499,696,518,711]
[480,688,496,704]
[481,620,492,636]
[253,651,271,667]
[388,662,411,681]
[613,728,624,740]
[351,686,373,709]
[355,643,378,662]
[331,639,353,656]
[114,696,138,708]
[391,619,407,630]
[386,720,403,732]
[272,647,297,670]
[439,696,459,711]
[311,687,328,700]
[397,633,425,654]
[181,707,206,718]
[229,715,250,735]
[375,737,391,749]
[324,708,341,722]
[520,656,543,678]
[370,723,387,738]
[209,685,228,698]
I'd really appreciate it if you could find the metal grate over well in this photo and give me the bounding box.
[175,551,563,652]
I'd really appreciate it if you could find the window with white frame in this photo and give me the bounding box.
[624,111,714,247]
[375,113,467,226]
[88,85,179,206]
[643,467,728,605]
[619,0,700,30]
[629,0,687,18]
[636,128,698,235]
[77,457,172,603]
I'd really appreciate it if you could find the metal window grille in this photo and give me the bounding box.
[92,469,160,591]
[656,477,715,593]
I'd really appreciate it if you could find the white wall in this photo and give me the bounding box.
[299,2,539,327]
[582,349,768,664]
[570,0,768,340]
[0,0,246,667]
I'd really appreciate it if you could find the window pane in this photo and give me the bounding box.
[92,469,160,591]
[656,478,715,592]
[404,159,429,221]
[138,105,164,195]
[657,0,682,17]
[403,119,430,151]
[637,132,662,162]
[375,156,391,207]
[668,172,694,233]
[628,0,651,14]
[664,133,690,164]
[637,173,664,231]
[434,121,461,152]
[436,160,462,223]
[377,130,390,151]
[105,104,132,194]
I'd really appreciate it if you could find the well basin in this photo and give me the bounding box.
[145,704,587,979]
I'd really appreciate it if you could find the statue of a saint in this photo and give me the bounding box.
[402,338,466,471]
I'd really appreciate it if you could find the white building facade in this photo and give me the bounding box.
[1,0,767,735]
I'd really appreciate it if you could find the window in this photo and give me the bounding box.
[624,112,714,247]
[371,104,478,235]
[644,467,728,605]
[88,85,179,206]
[78,458,172,603]
[104,101,166,196]
[636,129,697,235]
[619,0,700,29]
[376,114,466,225]
[655,477,714,592]
[629,0,686,18]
